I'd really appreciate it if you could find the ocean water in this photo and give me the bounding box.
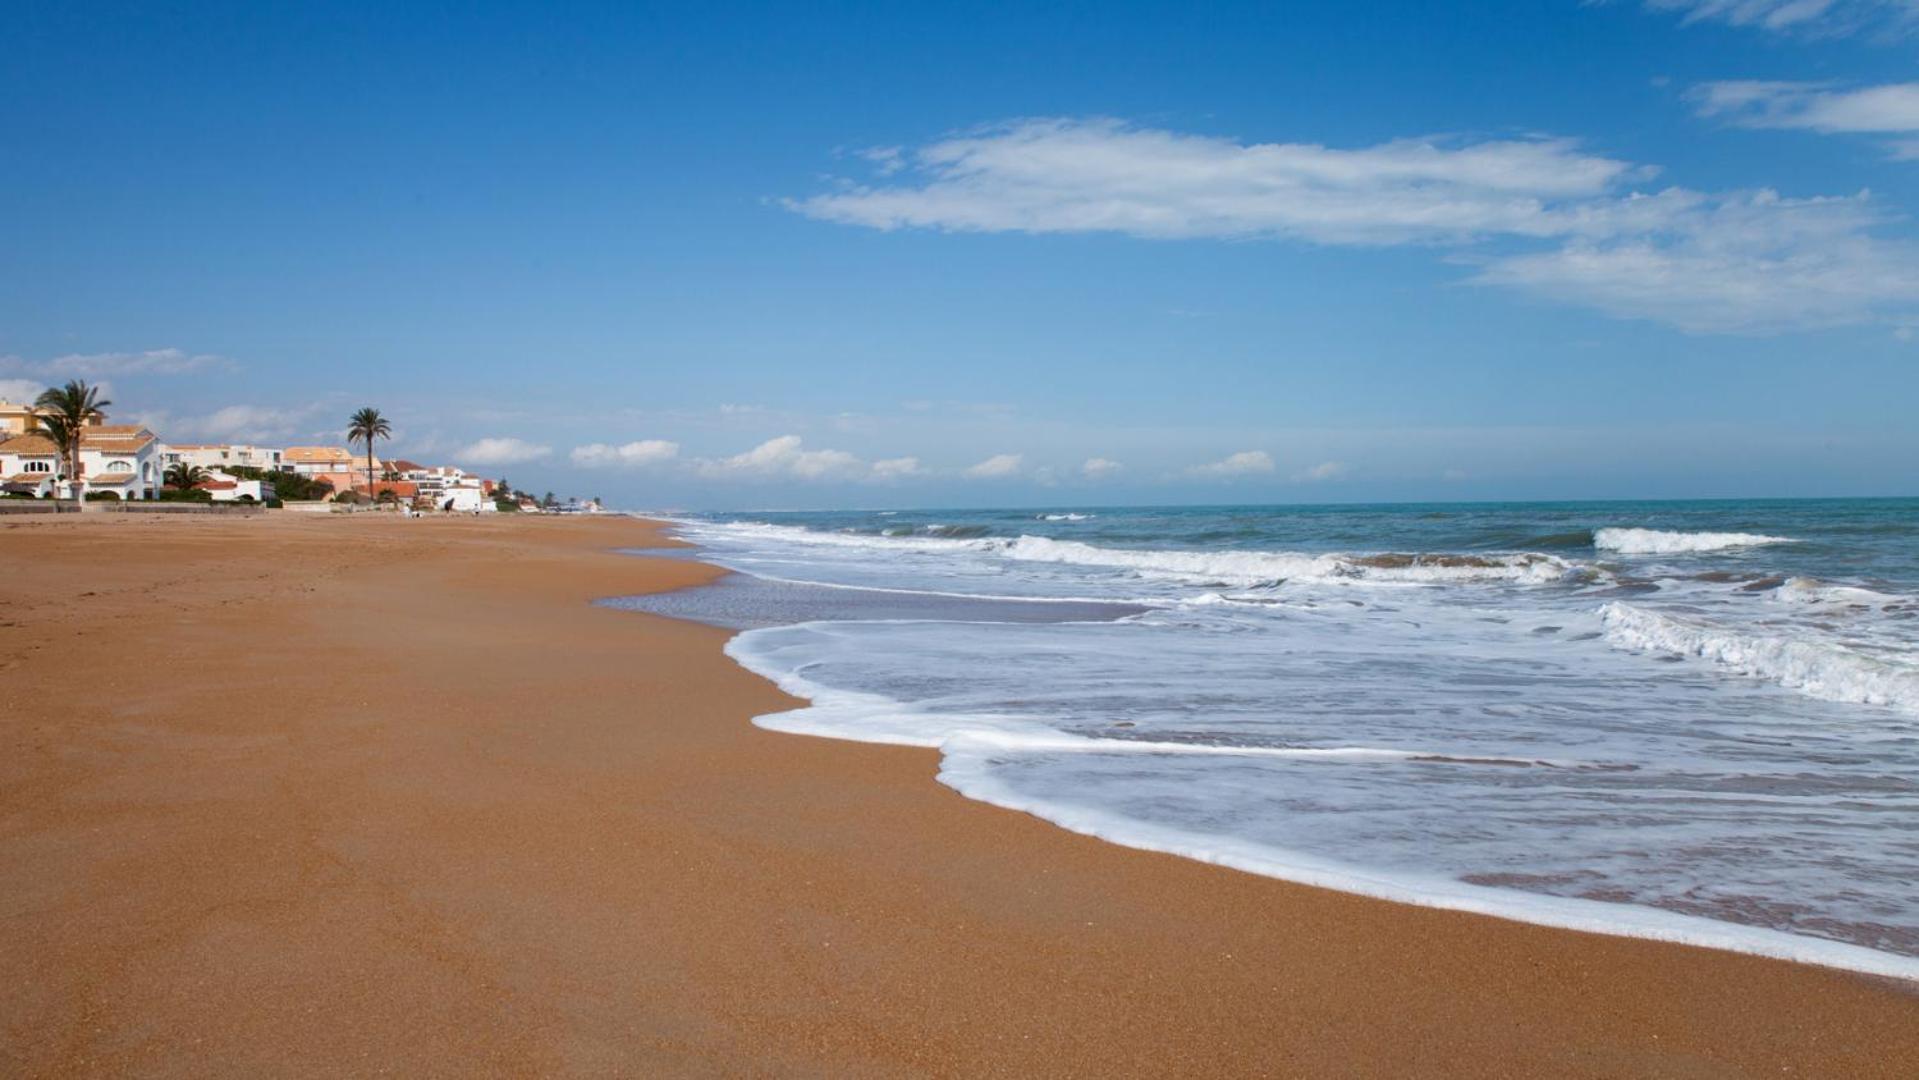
[623,500,1919,978]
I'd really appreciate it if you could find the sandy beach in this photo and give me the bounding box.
[1,512,1914,1077]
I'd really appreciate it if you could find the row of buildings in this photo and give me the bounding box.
[0,398,503,510]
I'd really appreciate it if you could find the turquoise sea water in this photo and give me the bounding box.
[642,499,1919,977]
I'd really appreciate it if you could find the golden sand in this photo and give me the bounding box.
[2,512,1914,1076]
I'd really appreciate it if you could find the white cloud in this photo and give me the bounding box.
[43,348,231,377]
[1081,456,1123,479]
[790,116,1919,333]
[696,435,870,481]
[1692,80,1919,157]
[132,402,323,444]
[1293,460,1351,482]
[0,378,42,403]
[1188,450,1276,478]
[962,453,1024,479]
[1642,0,1919,35]
[571,439,681,469]
[870,456,923,480]
[456,437,553,466]
[857,145,906,175]
[1473,190,1919,333]
[790,117,1642,246]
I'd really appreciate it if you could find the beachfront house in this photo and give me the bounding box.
[0,400,44,436]
[0,432,59,497]
[162,443,286,472]
[386,460,495,512]
[284,446,369,495]
[197,471,271,502]
[1,425,165,500]
[74,426,165,500]
[0,398,112,437]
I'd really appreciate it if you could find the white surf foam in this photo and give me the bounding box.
[725,623,1919,983]
[696,521,1587,589]
[1599,601,1919,714]
[1594,527,1796,554]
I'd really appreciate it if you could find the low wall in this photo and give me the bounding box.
[0,501,75,514]
[104,503,266,516]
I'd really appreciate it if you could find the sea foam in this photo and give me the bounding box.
[1594,527,1795,554]
[725,623,1919,982]
[1600,600,1919,714]
[668,503,1919,977]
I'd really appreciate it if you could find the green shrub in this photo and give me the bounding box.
[264,497,283,508]
[157,488,214,503]
[495,499,520,512]
[84,490,122,501]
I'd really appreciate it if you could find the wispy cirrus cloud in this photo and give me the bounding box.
[790,117,1644,246]
[3,347,233,381]
[788,116,1919,334]
[1691,80,1919,156]
[1471,189,1919,332]
[129,403,324,444]
[1641,0,1919,36]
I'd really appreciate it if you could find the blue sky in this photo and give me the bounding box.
[3,0,1917,507]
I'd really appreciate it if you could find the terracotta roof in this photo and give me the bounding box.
[81,426,157,450]
[0,434,58,455]
[84,473,134,485]
[201,480,239,490]
[6,472,50,483]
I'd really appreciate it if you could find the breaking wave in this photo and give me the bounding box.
[707,522,1587,588]
[1594,528,1796,554]
[1599,601,1919,714]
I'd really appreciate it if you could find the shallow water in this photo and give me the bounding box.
[625,499,1919,978]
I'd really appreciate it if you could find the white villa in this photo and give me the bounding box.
[162,443,285,472]
[0,425,165,500]
[198,470,271,503]
[386,460,494,512]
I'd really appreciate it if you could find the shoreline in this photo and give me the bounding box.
[3,512,1915,1075]
[680,553,1919,984]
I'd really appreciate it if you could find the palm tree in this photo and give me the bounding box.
[165,462,211,490]
[34,381,111,499]
[345,407,392,500]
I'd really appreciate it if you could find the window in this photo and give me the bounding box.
[25,460,50,473]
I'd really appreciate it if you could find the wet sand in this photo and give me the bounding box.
[2,512,1914,1076]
